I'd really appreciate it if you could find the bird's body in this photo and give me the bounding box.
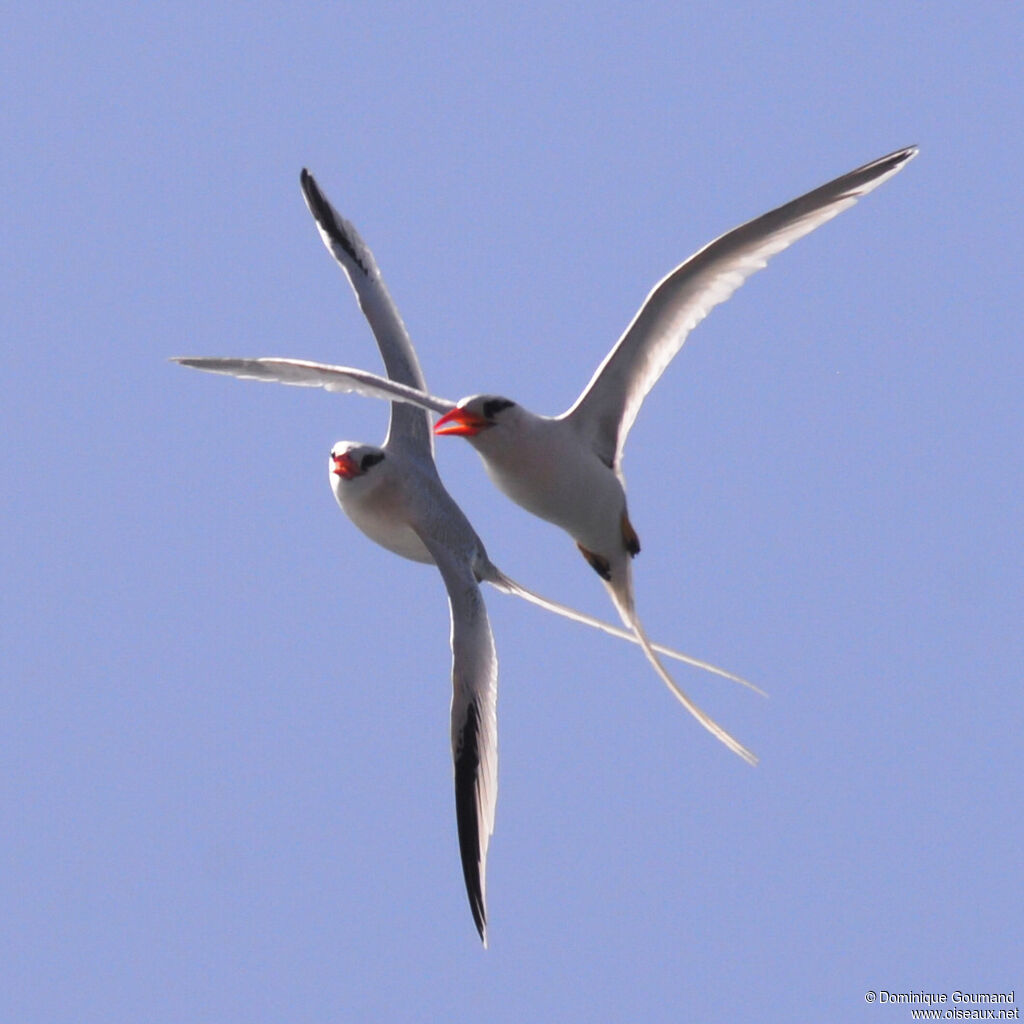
[466,406,630,561]
[432,145,919,624]
[331,442,444,565]
[182,173,504,944]
[326,436,499,945]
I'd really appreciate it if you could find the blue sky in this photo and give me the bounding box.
[4,3,1022,1021]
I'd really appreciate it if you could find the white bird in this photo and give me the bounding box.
[175,169,761,945]
[429,147,917,686]
[177,145,915,775]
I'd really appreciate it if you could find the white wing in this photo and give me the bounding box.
[172,357,456,415]
[301,169,435,457]
[415,529,499,947]
[565,146,918,466]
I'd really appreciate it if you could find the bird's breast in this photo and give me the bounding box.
[480,424,627,556]
[335,479,435,565]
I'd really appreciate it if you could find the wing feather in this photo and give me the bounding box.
[300,170,434,457]
[565,146,918,465]
[172,357,455,415]
[416,531,498,946]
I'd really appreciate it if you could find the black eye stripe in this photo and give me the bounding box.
[360,452,385,470]
[482,398,514,419]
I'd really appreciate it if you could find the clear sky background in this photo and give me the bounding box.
[4,4,1022,1022]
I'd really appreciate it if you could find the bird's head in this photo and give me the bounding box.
[329,442,387,489]
[434,396,517,441]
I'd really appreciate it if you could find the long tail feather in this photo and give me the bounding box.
[603,570,759,765]
[483,565,764,697]
[628,609,759,765]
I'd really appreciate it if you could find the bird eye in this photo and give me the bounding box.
[360,452,385,470]
[482,398,514,419]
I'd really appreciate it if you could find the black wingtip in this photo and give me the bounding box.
[454,702,488,945]
[298,168,369,274]
[893,144,919,167]
[876,145,919,177]
[299,167,328,220]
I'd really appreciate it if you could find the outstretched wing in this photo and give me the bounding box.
[301,169,434,458]
[173,356,456,416]
[564,146,918,467]
[415,529,499,947]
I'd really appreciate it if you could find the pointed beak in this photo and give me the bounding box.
[331,452,360,479]
[434,408,489,437]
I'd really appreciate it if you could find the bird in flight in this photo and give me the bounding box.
[178,144,916,776]
[176,168,765,943]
